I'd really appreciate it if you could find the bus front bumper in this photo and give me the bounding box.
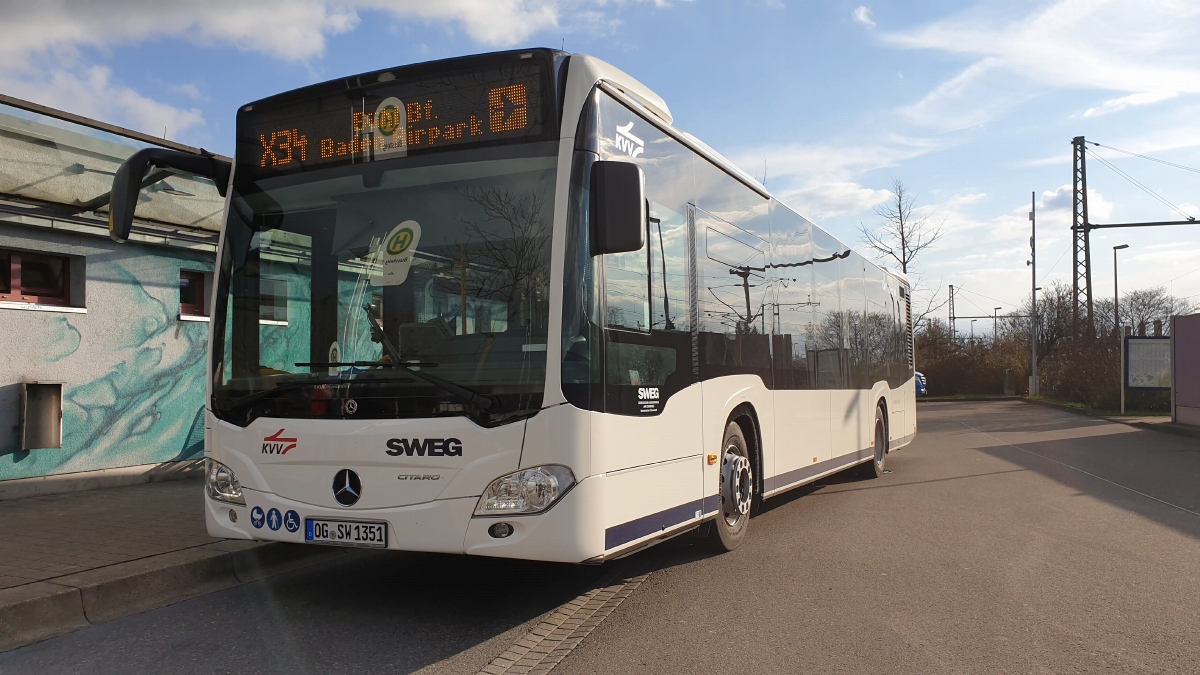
[204,475,605,564]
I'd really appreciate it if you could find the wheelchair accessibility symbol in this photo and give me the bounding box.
[284,510,300,533]
[250,506,265,529]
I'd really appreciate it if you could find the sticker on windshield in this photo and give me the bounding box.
[369,96,408,160]
[614,122,644,158]
[373,220,422,286]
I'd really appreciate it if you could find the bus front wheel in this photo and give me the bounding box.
[707,421,753,552]
[862,404,887,479]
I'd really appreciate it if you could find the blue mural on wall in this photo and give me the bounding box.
[1,244,211,481]
[1,237,412,481]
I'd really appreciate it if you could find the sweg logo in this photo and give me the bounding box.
[637,387,660,401]
[262,429,297,454]
[386,438,463,457]
[614,122,644,158]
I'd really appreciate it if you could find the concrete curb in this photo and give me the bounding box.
[0,461,205,501]
[0,541,351,653]
[1126,420,1200,440]
[1019,398,1200,441]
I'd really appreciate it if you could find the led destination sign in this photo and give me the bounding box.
[238,55,551,179]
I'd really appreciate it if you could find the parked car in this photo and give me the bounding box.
[915,371,927,396]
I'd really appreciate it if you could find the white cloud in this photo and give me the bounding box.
[726,135,940,220]
[777,181,893,220]
[168,83,207,102]
[853,6,875,27]
[734,135,937,184]
[1083,91,1179,118]
[0,0,577,140]
[1039,184,1114,220]
[3,66,205,140]
[878,0,1200,131]
[0,1,571,70]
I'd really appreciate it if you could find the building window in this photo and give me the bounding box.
[260,277,288,323]
[180,270,206,316]
[0,249,71,305]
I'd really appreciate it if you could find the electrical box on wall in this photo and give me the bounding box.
[20,381,64,450]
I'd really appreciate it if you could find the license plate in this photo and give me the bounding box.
[305,519,387,548]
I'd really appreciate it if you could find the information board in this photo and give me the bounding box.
[1125,337,1171,390]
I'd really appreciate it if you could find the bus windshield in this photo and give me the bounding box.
[210,143,557,426]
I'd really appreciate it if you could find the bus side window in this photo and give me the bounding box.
[593,89,694,406]
[602,240,651,332]
[692,156,772,386]
[770,203,813,390]
[810,228,845,390]
[842,252,869,389]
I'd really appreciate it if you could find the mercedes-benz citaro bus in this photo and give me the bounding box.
[106,49,916,563]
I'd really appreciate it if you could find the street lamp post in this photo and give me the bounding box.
[994,307,1002,344]
[970,319,978,343]
[1029,193,1038,397]
[1114,244,1129,414]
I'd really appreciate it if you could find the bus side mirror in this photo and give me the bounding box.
[108,148,232,243]
[590,160,646,256]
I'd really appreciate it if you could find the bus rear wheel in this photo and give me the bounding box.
[707,421,753,552]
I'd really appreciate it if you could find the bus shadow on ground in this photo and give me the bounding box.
[1,549,612,674]
[973,434,1200,543]
[940,401,1200,543]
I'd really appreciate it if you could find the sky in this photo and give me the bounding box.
[3,0,1199,329]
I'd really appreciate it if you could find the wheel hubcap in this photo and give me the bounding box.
[720,444,753,524]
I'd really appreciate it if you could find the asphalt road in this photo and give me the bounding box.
[3,401,1199,674]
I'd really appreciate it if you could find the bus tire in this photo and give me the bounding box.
[862,404,887,479]
[707,421,754,551]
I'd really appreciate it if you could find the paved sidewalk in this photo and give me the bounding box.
[0,480,217,590]
[0,478,349,652]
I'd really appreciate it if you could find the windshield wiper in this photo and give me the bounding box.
[221,374,415,412]
[221,378,322,411]
[363,306,501,413]
[295,361,408,369]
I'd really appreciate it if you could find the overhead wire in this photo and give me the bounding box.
[956,285,1017,311]
[1038,247,1070,286]
[955,289,992,316]
[1090,142,1200,175]
[1088,152,1195,221]
[1151,263,1200,287]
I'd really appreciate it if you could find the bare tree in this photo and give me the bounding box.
[859,178,948,326]
[911,279,948,328]
[1119,287,1193,335]
[450,187,551,317]
[858,178,944,274]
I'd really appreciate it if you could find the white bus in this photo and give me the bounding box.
[108,49,916,562]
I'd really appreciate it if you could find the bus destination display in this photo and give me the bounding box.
[240,59,548,177]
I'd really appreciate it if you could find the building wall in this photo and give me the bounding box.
[1175,313,1200,426]
[1,223,213,481]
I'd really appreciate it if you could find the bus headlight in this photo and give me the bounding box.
[206,459,245,505]
[475,465,575,516]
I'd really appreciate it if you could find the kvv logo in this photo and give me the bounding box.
[262,429,297,454]
[637,387,660,401]
[386,438,464,457]
[614,122,644,158]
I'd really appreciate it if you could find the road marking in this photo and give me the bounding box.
[957,421,1200,518]
[477,555,659,674]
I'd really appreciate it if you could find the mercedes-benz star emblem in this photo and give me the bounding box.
[344,399,358,415]
[333,469,362,507]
